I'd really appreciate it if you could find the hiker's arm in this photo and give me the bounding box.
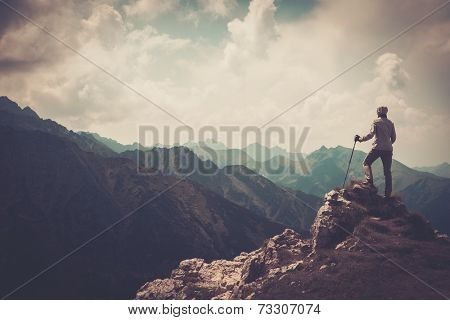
[391,122,396,144]
[360,122,375,142]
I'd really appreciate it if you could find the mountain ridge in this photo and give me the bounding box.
[0,96,116,157]
[0,125,284,299]
[414,162,450,179]
[121,147,321,235]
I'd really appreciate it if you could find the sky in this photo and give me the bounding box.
[0,0,449,166]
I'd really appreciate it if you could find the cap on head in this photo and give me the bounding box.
[377,106,388,116]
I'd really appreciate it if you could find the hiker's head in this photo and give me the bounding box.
[377,106,388,118]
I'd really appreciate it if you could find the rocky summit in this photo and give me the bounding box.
[136,181,450,300]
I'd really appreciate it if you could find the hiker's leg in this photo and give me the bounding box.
[363,149,379,185]
[381,151,393,197]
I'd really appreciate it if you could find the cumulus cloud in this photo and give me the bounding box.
[0,0,193,130]
[82,4,125,48]
[223,0,278,69]
[375,53,409,91]
[0,0,87,72]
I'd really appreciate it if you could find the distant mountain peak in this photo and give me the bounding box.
[0,96,21,113]
[0,96,15,103]
[22,106,40,118]
[0,96,40,119]
[0,96,115,157]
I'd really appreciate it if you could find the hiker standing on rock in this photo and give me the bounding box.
[355,106,396,198]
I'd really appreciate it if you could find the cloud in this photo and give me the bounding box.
[375,53,409,91]
[123,0,178,20]
[0,0,448,165]
[82,4,125,49]
[223,0,278,70]
[198,0,238,18]
[0,0,54,37]
[0,0,111,72]
[0,0,193,130]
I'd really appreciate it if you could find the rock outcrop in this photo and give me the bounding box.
[137,182,450,299]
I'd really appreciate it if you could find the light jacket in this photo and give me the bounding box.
[360,117,396,151]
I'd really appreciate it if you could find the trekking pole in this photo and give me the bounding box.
[342,140,357,188]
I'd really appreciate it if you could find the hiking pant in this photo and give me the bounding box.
[363,149,393,197]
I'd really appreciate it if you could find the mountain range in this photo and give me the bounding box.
[0,97,288,299]
[1,96,449,300]
[87,127,450,235]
